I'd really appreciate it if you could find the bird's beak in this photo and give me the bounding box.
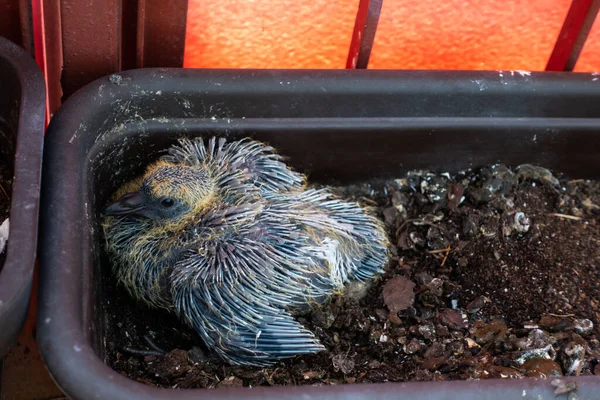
[102,192,146,216]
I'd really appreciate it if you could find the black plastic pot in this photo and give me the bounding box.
[0,37,45,358]
[39,68,600,400]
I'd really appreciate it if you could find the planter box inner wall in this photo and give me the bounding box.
[40,69,600,400]
[0,55,18,267]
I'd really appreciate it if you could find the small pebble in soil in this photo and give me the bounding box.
[573,319,594,335]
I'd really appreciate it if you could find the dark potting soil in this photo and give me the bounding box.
[103,164,600,389]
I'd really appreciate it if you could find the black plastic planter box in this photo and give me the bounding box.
[0,37,45,358]
[39,68,600,400]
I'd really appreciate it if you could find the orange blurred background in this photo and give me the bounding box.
[183,0,600,72]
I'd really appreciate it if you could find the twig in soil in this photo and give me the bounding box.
[121,335,167,358]
[567,179,584,184]
[0,182,7,201]
[547,313,576,318]
[428,245,452,267]
[122,347,166,357]
[548,213,582,221]
[288,369,297,385]
[441,245,451,267]
[359,196,378,206]
[143,335,167,354]
[268,368,281,383]
[397,215,443,237]
[428,247,450,254]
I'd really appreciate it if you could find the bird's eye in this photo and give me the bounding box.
[161,198,175,208]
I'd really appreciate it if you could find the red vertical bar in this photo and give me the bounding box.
[546,0,600,71]
[31,0,44,77]
[346,0,383,69]
[347,0,371,69]
[38,0,63,118]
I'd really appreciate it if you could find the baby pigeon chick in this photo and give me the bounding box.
[102,137,389,366]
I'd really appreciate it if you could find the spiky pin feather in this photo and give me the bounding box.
[102,137,389,366]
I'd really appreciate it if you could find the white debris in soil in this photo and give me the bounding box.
[573,319,594,335]
[511,212,531,233]
[0,218,9,254]
[515,344,554,365]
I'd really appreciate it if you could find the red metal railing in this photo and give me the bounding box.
[14,0,600,114]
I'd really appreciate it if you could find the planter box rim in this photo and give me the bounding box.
[0,36,45,358]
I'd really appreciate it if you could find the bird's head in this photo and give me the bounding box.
[102,161,216,221]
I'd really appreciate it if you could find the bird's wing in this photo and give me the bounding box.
[264,189,389,282]
[168,202,327,365]
[162,137,305,193]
